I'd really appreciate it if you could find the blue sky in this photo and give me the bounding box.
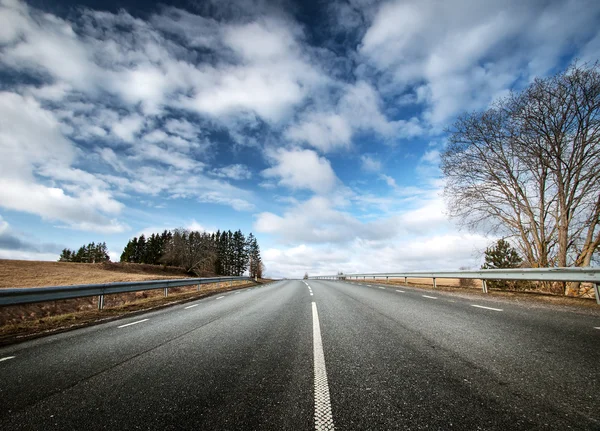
[0,0,599,278]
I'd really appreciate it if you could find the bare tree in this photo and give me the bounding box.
[162,229,217,276]
[442,63,600,275]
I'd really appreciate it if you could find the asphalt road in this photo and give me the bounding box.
[0,280,599,430]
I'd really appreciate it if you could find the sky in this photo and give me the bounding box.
[0,0,599,278]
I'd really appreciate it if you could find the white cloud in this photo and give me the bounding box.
[359,0,600,126]
[380,174,398,189]
[0,91,127,233]
[285,81,423,152]
[263,233,492,278]
[0,249,60,261]
[0,0,98,89]
[255,195,395,244]
[197,192,255,211]
[212,164,252,180]
[223,19,298,61]
[262,148,339,194]
[361,155,382,172]
[112,114,145,143]
[0,215,63,256]
[164,118,202,140]
[285,113,352,152]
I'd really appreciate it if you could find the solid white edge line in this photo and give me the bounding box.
[118,319,149,329]
[471,304,503,312]
[0,356,15,362]
[422,295,438,299]
[395,290,405,293]
[216,296,225,300]
[185,304,199,309]
[312,302,335,430]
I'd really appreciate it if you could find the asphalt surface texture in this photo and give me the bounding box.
[0,279,598,430]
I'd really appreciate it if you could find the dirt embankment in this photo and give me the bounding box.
[0,260,263,345]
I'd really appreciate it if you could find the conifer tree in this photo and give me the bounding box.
[482,239,523,290]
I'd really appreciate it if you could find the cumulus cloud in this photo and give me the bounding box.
[255,196,392,244]
[111,114,146,143]
[361,155,382,172]
[0,91,127,232]
[359,0,600,126]
[285,113,352,152]
[285,81,423,152]
[263,233,492,278]
[262,148,340,194]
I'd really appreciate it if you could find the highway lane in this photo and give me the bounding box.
[0,281,313,430]
[314,280,600,430]
[0,279,599,430]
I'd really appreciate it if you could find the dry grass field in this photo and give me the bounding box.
[0,260,193,288]
[0,260,263,344]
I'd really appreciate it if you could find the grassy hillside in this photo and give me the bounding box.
[0,260,195,288]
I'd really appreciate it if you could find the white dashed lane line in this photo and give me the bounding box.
[185,304,199,309]
[377,286,385,290]
[0,356,16,362]
[471,304,503,312]
[422,295,438,299]
[367,284,373,287]
[216,296,225,300]
[594,327,600,330]
[118,319,149,329]
[395,290,405,293]
[312,302,335,430]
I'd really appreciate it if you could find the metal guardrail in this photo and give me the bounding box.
[309,268,600,304]
[0,276,254,309]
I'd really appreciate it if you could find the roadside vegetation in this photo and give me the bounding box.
[0,259,268,345]
[441,62,600,296]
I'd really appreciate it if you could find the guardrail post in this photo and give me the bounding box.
[404,277,407,286]
[433,278,437,288]
[482,280,488,294]
[594,283,599,305]
[164,287,168,297]
[197,284,201,292]
[98,295,104,310]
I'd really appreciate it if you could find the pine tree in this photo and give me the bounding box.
[120,239,135,262]
[245,233,262,279]
[232,230,247,276]
[136,235,146,263]
[226,230,234,276]
[61,241,110,263]
[482,239,524,290]
[59,248,74,262]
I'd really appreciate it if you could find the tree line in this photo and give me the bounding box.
[57,229,264,278]
[119,229,263,277]
[59,242,110,263]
